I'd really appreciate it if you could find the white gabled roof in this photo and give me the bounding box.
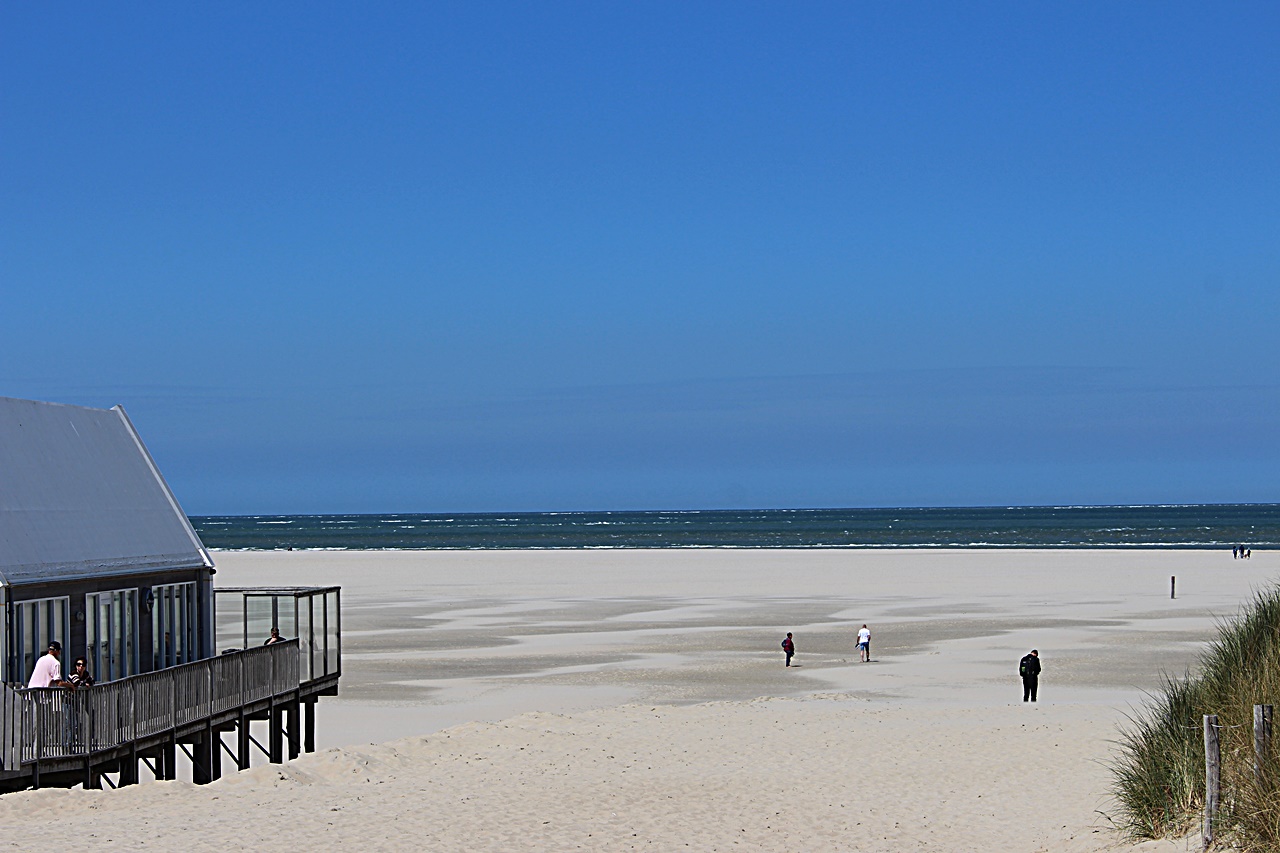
[0,397,213,586]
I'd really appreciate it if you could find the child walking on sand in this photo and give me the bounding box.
[781,632,795,667]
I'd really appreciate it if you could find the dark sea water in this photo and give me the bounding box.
[191,504,1280,550]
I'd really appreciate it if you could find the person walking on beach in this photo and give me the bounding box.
[1020,649,1041,702]
[857,624,871,662]
[781,632,795,667]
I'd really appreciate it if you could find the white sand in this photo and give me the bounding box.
[2,548,1271,851]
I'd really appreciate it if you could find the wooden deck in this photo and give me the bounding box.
[0,639,338,791]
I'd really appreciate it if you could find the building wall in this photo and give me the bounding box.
[7,568,212,684]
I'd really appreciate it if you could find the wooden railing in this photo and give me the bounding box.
[10,640,300,768]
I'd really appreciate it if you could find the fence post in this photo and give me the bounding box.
[1255,705,1273,786]
[1204,714,1221,851]
[1171,576,1176,599]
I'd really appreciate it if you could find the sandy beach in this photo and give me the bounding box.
[1,548,1272,851]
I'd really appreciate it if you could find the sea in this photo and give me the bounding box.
[190,504,1280,551]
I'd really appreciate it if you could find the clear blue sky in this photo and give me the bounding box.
[3,3,1277,514]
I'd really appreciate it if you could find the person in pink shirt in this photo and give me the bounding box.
[27,640,65,688]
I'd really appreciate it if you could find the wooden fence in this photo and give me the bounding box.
[1202,704,1275,851]
[9,640,300,768]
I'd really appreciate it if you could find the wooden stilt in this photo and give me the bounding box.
[303,699,316,753]
[119,743,139,786]
[287,696,301,760]
[238,711,251,770]
[209,725,222,782]
[269,703,284,764]
[162,739,177,781]
[193,733,212,785]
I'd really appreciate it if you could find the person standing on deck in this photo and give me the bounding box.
[781,632,795,667]
[857,624,871,662]
[1020,649,1041,702]
[28,640,66,688]
[68,658,95,689]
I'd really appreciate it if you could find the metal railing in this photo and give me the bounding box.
[12,640,301,766]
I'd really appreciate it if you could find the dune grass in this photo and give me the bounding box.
[1110,586,1280,849]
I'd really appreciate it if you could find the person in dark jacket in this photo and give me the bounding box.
[68,658,95,689]
[1020,649,1041,702]
[782,632,795,667]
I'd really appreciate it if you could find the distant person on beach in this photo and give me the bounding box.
[858,624,871,662]
[781,632,795,667]
[1019,649,1041,702]
[1234,546,1240,559]
[28,640,65,688]
[264,627,285,646]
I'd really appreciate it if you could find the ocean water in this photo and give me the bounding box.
[190,504,1280,550]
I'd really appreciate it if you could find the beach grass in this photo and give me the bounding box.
[1111,585,1280,850]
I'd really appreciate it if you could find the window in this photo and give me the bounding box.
[87,588,139,682]
[14,597,70,685]
[151,582,197,669]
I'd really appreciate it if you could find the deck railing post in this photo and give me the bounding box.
[34,695,43,762]
[125,679,134,743]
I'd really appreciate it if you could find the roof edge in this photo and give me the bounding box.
[111,405,215,571]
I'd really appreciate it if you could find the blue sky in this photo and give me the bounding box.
[3,3,1278,514]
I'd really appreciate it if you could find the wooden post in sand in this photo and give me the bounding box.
[1171,576,1176,599]
[1204,714,1220,850]
[1255,705,1273,786]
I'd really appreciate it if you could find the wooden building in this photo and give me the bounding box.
[0,397,339,790]
[0,396,217,682]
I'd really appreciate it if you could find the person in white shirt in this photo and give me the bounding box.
[28,640,65,688]
[857,625,871,662]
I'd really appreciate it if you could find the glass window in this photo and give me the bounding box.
[326,590,340,677]
[150,582,198,670]
[245,595,275,649]
[214,591,245,653]
[87,588,141,681]
[14,597,70,685]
